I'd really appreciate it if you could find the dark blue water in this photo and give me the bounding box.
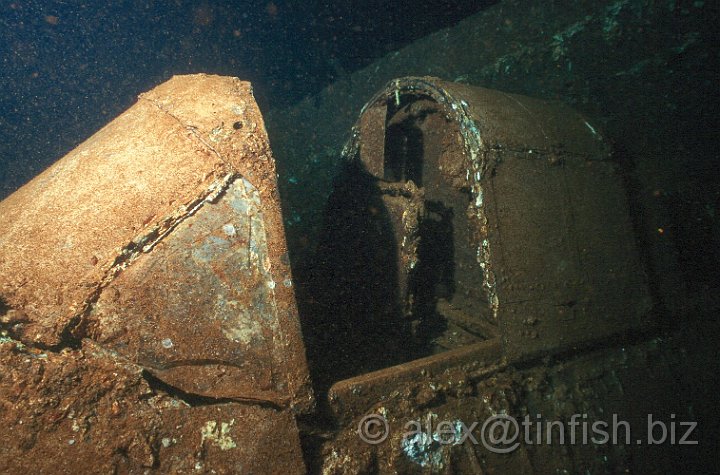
[0,0,492,196]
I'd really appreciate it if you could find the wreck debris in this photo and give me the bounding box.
[317,76,651,421]
[310,77,658,473]
[0,73,659,473]
[0,74,312,473]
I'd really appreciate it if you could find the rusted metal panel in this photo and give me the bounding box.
[314,77,657,473]
[328,339,504,425]
[0,74,312,471]
[89,175,295,404]
[340,76,652,363]
[0,339,306,475]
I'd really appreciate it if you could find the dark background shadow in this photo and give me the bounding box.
[296,159,410,396]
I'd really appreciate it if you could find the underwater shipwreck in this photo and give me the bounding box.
[0,1,717,474]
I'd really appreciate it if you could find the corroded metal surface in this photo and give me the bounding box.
[328,339,504,425]
[0,339,306,475]
[315,78,655,471]
[340,76,652,363]
[321,335,694,474]
[0,74,312,472]
[315,75,679,471]
[89,175,293,404]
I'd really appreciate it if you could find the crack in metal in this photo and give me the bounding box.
[140,369,286,410]
[54,173,238,349]
[45,99,242,351]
